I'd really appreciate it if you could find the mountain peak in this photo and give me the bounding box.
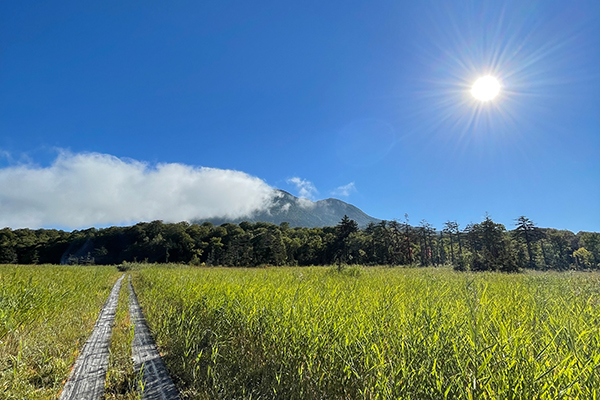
[196,190,380,228]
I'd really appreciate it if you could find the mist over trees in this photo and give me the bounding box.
[0,215,598,271]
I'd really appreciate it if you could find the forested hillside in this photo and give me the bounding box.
[1,216,598,271]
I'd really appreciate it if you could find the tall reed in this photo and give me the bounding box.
[0,265,121,399]
[133,266,600,399]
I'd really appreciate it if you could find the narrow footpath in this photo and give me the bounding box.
[59,274,125,400]
[59,274,180,400]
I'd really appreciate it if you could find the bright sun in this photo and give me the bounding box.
[471,76,501,101]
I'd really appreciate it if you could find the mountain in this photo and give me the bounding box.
[196,190,381,228]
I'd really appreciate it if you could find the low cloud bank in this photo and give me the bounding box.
[0,152,278,229]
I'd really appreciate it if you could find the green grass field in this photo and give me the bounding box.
[0,265,122,399]
[132,266,600,400]
[2,264,599,399]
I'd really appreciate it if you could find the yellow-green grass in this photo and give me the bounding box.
[0,265,122,399]
[105,277,141,400]
[133,265,600,400]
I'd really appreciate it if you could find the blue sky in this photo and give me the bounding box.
[1,0,599,232]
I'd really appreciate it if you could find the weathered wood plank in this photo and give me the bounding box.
[129,278,180,400]
[59,274,125,400]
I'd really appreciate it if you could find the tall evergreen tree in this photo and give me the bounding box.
[514,216,543,269]
[334,215,359,269]
[467,215,519,272]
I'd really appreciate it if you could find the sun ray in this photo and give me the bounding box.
[397,0,595,157]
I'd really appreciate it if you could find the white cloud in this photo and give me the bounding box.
[286,177,317,200]
[295,197,315,209]
[331,182,356,197]
[0,151,278,229]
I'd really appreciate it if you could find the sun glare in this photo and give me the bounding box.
[471,76,501,101]
[415,1,586,142]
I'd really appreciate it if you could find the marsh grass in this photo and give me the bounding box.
[133,266,600,400]
[105,276,141,400]
[0,265,121,399]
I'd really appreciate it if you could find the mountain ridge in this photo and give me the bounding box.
[195,189,381,228]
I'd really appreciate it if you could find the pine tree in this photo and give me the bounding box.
[514,216,543,269]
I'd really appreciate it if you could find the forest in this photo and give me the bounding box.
[0,215,598,271]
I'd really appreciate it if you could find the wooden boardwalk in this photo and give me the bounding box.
[59,274,179,400]
[59,274,124,400]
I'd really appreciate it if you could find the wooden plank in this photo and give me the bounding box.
[59,274,125,400]
[129,278,180,400]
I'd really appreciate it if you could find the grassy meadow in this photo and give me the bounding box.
[132,266,600,400]
[0,265,122,399]
[1,264,599,399]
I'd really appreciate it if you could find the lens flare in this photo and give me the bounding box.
[405,0,588,151]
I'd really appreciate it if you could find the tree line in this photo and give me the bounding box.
[0,215,598,271]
